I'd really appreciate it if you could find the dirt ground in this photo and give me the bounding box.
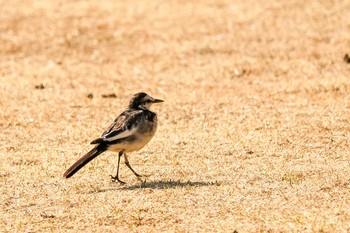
[1,0,350,232]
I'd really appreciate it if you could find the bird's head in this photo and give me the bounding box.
[129,92,163,110]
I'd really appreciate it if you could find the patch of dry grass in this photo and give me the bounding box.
[1,0,350,232]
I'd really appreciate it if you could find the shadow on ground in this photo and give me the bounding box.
[121,180,222,190]
[89,180,222,193]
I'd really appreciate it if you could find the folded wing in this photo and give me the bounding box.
[90,109,142,144]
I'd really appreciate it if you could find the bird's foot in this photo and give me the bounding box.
[138,173,152,178]
[110,175,125,185]
[135,173,151,183]
[136,175,144,182]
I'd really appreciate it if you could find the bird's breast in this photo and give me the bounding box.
[108,115,158,153]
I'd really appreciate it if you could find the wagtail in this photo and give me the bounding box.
[63,92,163,184]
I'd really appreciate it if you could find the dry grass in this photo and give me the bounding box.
[1,0,350,232]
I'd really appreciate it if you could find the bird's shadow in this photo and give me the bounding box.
[90,180,222,193]
[121,179,222,190]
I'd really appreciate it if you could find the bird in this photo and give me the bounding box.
[63,92,163,184]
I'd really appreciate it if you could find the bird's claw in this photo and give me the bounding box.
[110,175,125,184]
[135,174,151,183]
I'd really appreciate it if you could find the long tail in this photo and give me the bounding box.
[63,143,108,178]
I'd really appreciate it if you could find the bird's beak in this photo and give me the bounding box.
[153,99,164,103]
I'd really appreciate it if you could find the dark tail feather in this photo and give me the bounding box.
[63,143,108,178]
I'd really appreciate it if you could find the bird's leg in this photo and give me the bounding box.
[124,154,142,179]
[110,151,125,184]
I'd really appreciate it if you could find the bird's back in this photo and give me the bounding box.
[91,108,158,152]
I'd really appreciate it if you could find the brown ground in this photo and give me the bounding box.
[1,0,350,232]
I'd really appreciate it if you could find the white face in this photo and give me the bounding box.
[139,96,154,110]
[143,102,152,110]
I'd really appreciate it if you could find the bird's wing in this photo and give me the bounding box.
[99,110,143,142]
